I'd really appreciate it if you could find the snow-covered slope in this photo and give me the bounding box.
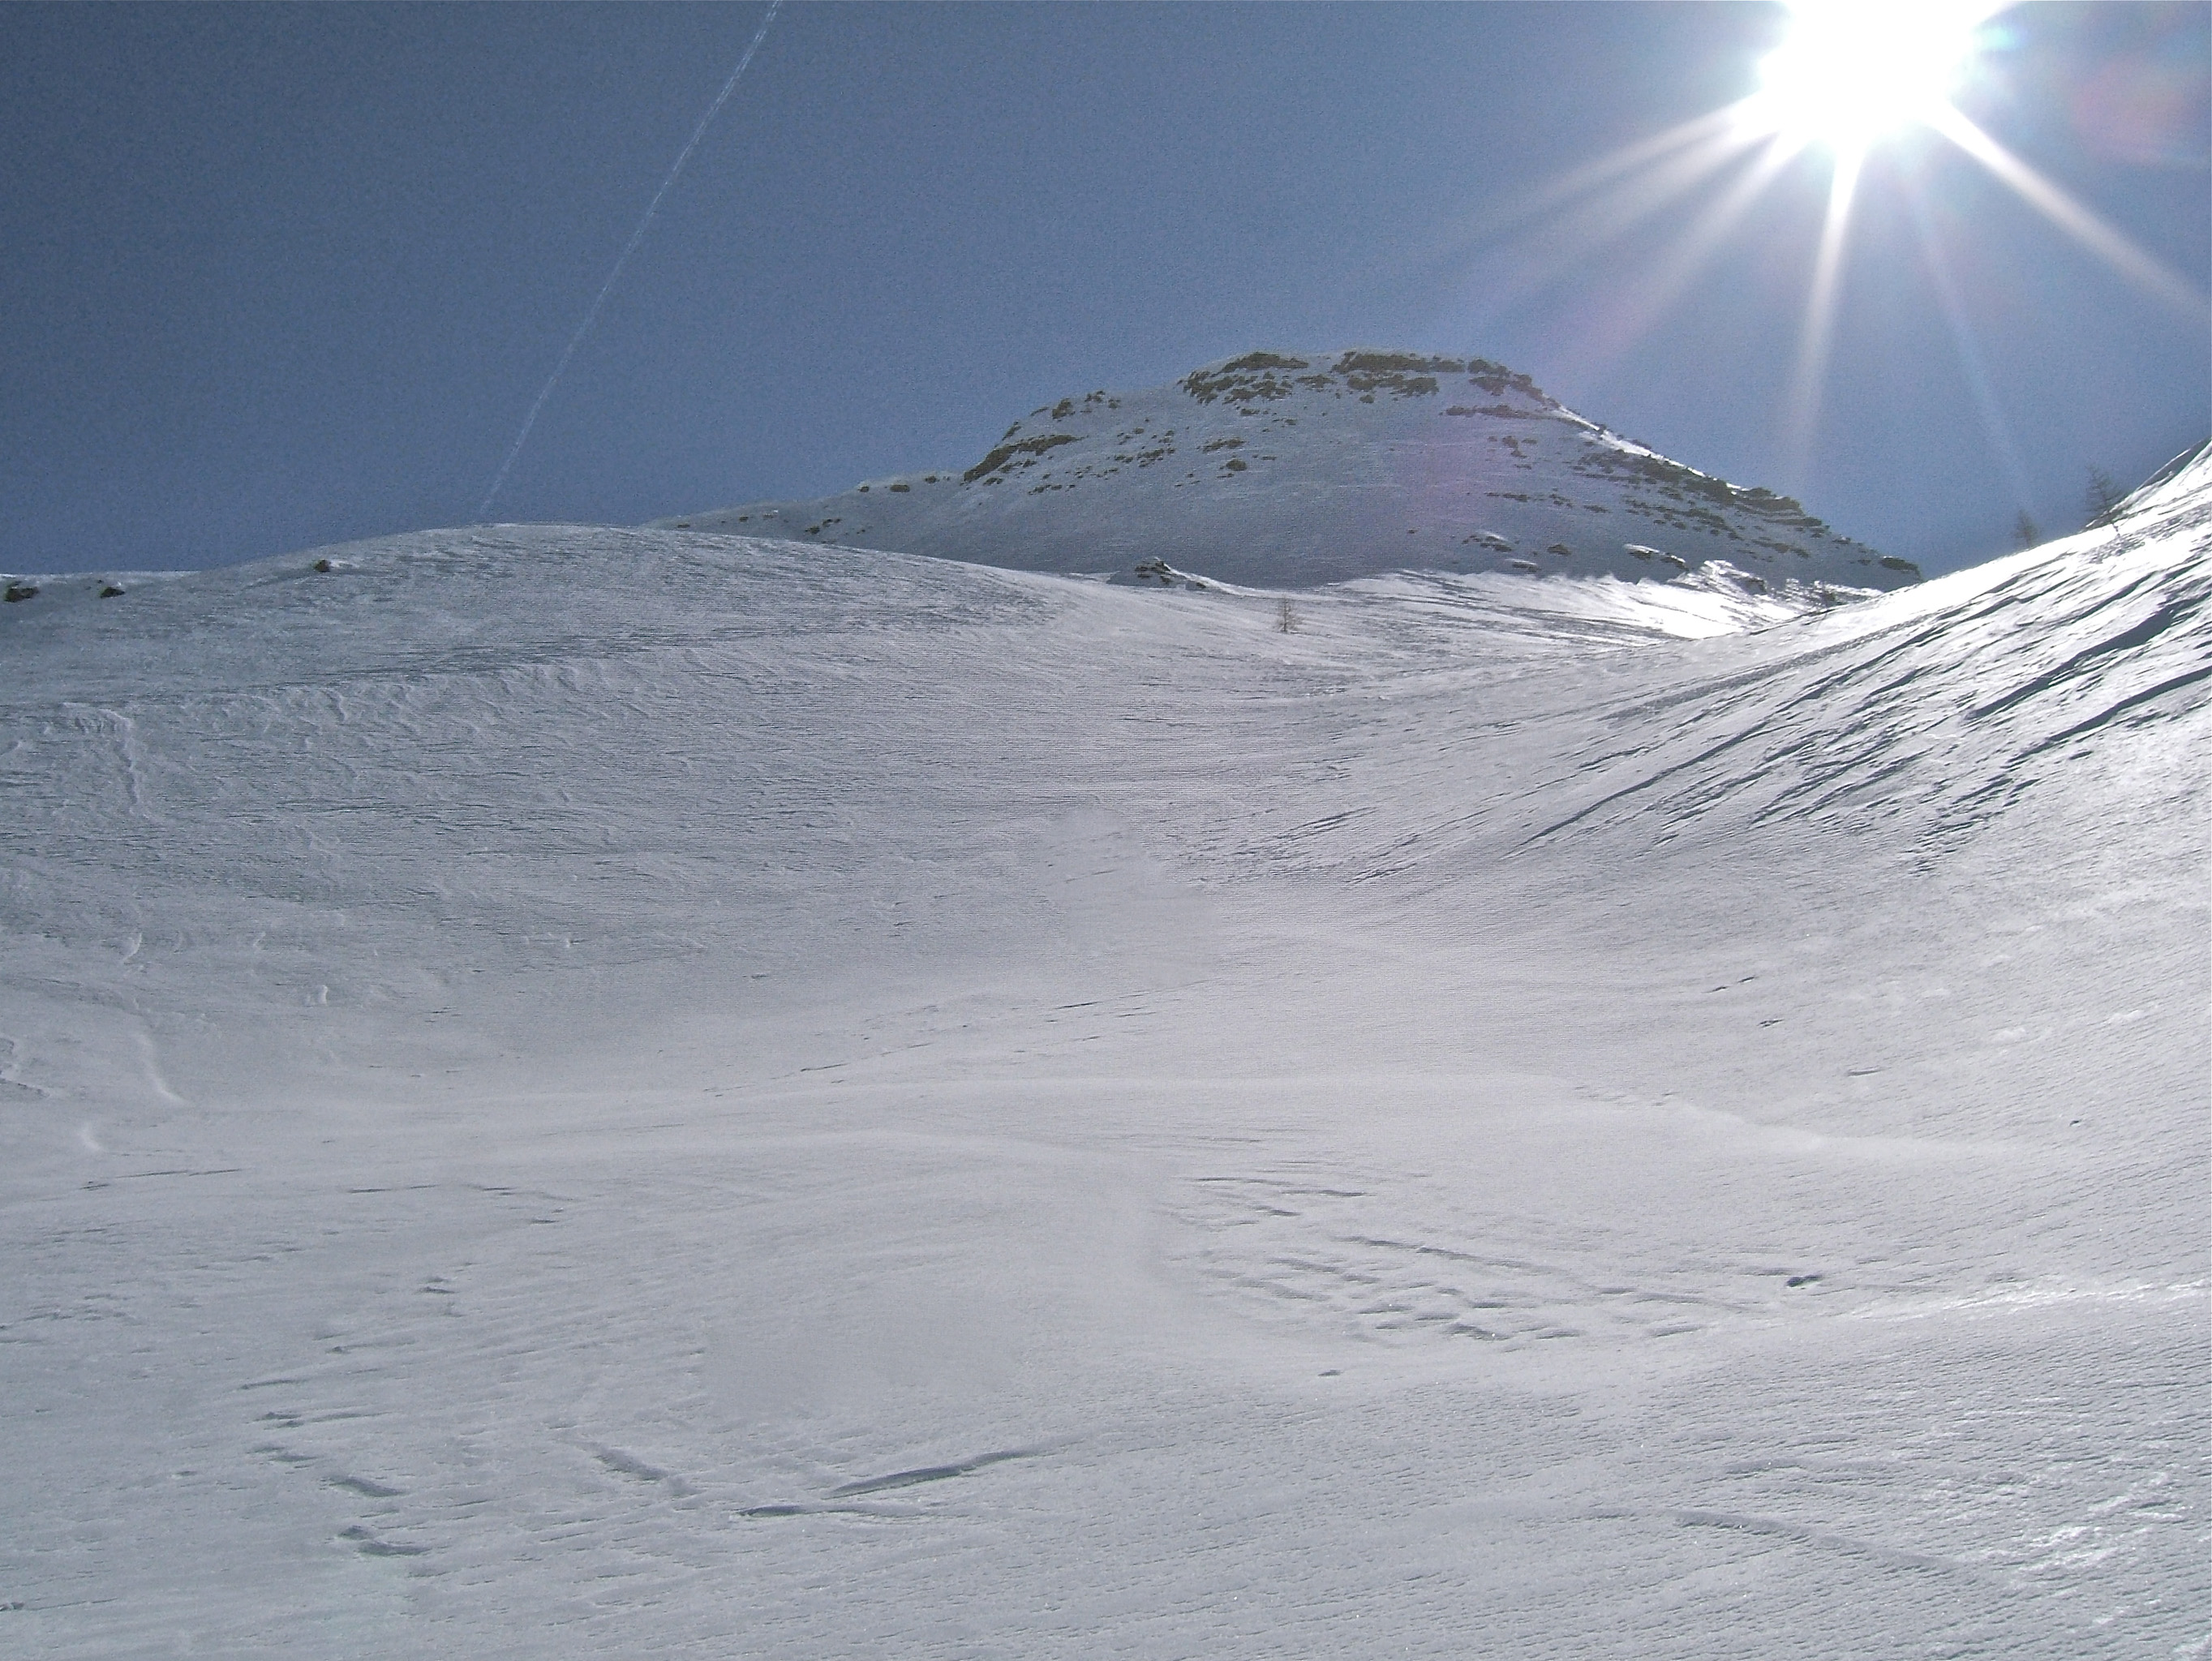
[1,458,2202,1656]
[656,350,1915,594]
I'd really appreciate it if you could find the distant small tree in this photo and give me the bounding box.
[1276,597,1299,633]
[2084,465,2126,529]
[2013,509,2040,549]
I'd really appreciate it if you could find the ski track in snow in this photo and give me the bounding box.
[0,458,2206,1655]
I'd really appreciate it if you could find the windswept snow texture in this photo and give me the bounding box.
[658,349,1915,593]
[3,453,2207,1657]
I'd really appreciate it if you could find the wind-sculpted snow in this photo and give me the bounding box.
[0,469,2202,1655]
[655,348,1910,594]
[1520,515,2210,854]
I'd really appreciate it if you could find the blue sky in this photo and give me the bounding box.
[3,2,2205,576]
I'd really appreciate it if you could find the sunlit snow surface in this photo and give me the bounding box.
[2,461,2206,1655]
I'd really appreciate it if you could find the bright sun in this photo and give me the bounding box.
[1751,0,1995,157]
[1462,0,2204,487]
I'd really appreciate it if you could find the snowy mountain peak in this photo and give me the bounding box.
[656,348,1914,596]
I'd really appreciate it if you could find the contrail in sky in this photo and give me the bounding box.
[479,0,782,520]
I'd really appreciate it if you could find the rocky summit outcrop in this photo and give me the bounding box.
[655,350,1915,594]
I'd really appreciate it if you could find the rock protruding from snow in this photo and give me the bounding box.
[656,349,1912,594]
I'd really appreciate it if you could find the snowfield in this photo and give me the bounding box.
[1,449,2206,1656]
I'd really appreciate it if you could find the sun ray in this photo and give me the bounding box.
[1553,131,1807,386]
[1356,103,1776,350]
[1929,105,2207,324]
[1448,114,1776,334]
[1781,149,1864,483]
[1438,103,1759,254]
[1898,168,2036,515]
